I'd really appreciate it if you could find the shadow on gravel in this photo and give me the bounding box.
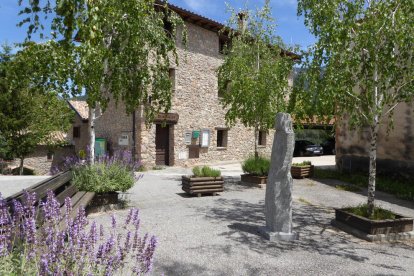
[157,260,226,276]
[311,178,414,211]
[193,198,414,267]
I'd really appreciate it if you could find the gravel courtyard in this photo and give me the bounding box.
[91,162,414,276]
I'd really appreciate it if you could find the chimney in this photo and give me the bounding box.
[237,12,248,34]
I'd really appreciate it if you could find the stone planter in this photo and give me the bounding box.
[333,208,414,242]
[89,192,119,207]
[291,165,314,179]
[182,176,224,197]
[240,174,267,188]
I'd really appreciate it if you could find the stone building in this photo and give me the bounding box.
[336,102,414,177]
[67,3,295,167]
[2,132,74,175]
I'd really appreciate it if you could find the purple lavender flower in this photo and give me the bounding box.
[0,191,157,275]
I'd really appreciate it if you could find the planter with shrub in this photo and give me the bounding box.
[333,204,414,242]
[57,150,141,209]
[182,166,223,197]
[291,161,314,179]
[241,156,270,188]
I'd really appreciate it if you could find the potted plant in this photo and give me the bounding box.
[240,156,270,188]
[291,161,314,179]
[59,150,140,209]
[333,204,414,242]
[182,166,224,197]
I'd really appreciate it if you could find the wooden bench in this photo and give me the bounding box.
[6,171,95,228]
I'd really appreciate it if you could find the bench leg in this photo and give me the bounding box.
[197,193,201,197]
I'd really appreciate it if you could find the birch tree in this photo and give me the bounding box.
[217,0,295,157]
[18,0,186,164]
[297,0,414,216]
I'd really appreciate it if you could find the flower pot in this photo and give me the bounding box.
[182,176,224,197]
[291,165,314,179]
[240,174,267,188]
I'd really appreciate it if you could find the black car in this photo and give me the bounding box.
[294,140,324,156]
[322,137,336,155]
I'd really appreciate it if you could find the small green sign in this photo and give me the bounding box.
[192,131,200,139]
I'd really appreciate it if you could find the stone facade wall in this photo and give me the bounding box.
[69,21,293,168]
[67,116,89,154]
[8,145,75,175]
[337,102,414,176]
[139,22,277,167]
[94,102,136,155]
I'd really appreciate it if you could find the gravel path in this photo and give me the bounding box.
[0,175,50,198]
[91,164,414,276]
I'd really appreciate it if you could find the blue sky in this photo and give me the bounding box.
[0,0,315,49]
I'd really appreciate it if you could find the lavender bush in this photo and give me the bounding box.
[52,150,142,193]
[0,191,157,275]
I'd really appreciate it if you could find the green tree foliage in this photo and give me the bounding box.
[217,0,295,156]
[296,0,414,215]
[18,0,186,162]
[0,45,74,175]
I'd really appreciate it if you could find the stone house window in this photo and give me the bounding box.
[169,68,176,93]
[73,126,80,139]
[258,131,266,146]
[216,129,228,148]
[47,151,54,161]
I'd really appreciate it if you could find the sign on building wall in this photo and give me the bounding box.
[200,129,210,148]
[118,134,129,146]
[178,151,189,160]
[184,131,192,145]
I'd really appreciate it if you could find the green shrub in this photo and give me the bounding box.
[242,156,270,176]
[292,161,312,167]
[192,166,221,177]
[192,166,202,177]
[72,162,135,193]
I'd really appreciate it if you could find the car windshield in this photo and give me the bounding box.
[304,140,314,146]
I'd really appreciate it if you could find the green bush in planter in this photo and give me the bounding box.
[242,156,270,176]
[292,161,312,167]
[72,162,135,193]
[192,166,221,177]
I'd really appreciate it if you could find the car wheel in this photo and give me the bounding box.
[300,150,305,157]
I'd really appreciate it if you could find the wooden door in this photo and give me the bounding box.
[155,124,170,166]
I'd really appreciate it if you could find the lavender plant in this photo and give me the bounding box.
[0,191,157,275]
[52,150,143,193]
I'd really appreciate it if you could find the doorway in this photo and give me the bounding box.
[155,124,170,166]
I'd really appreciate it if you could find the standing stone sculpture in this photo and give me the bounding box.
[259,112,298,241]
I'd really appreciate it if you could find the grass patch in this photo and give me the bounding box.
[314,168,414,201]
[151,166,164,170]
[305,181,316,187]
[343,204,396,220]
[335,184,362,192]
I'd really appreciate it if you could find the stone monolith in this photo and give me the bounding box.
[259,112,298,241]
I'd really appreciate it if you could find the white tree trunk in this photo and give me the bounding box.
[367,119,379,216]
[88,106,96,164]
